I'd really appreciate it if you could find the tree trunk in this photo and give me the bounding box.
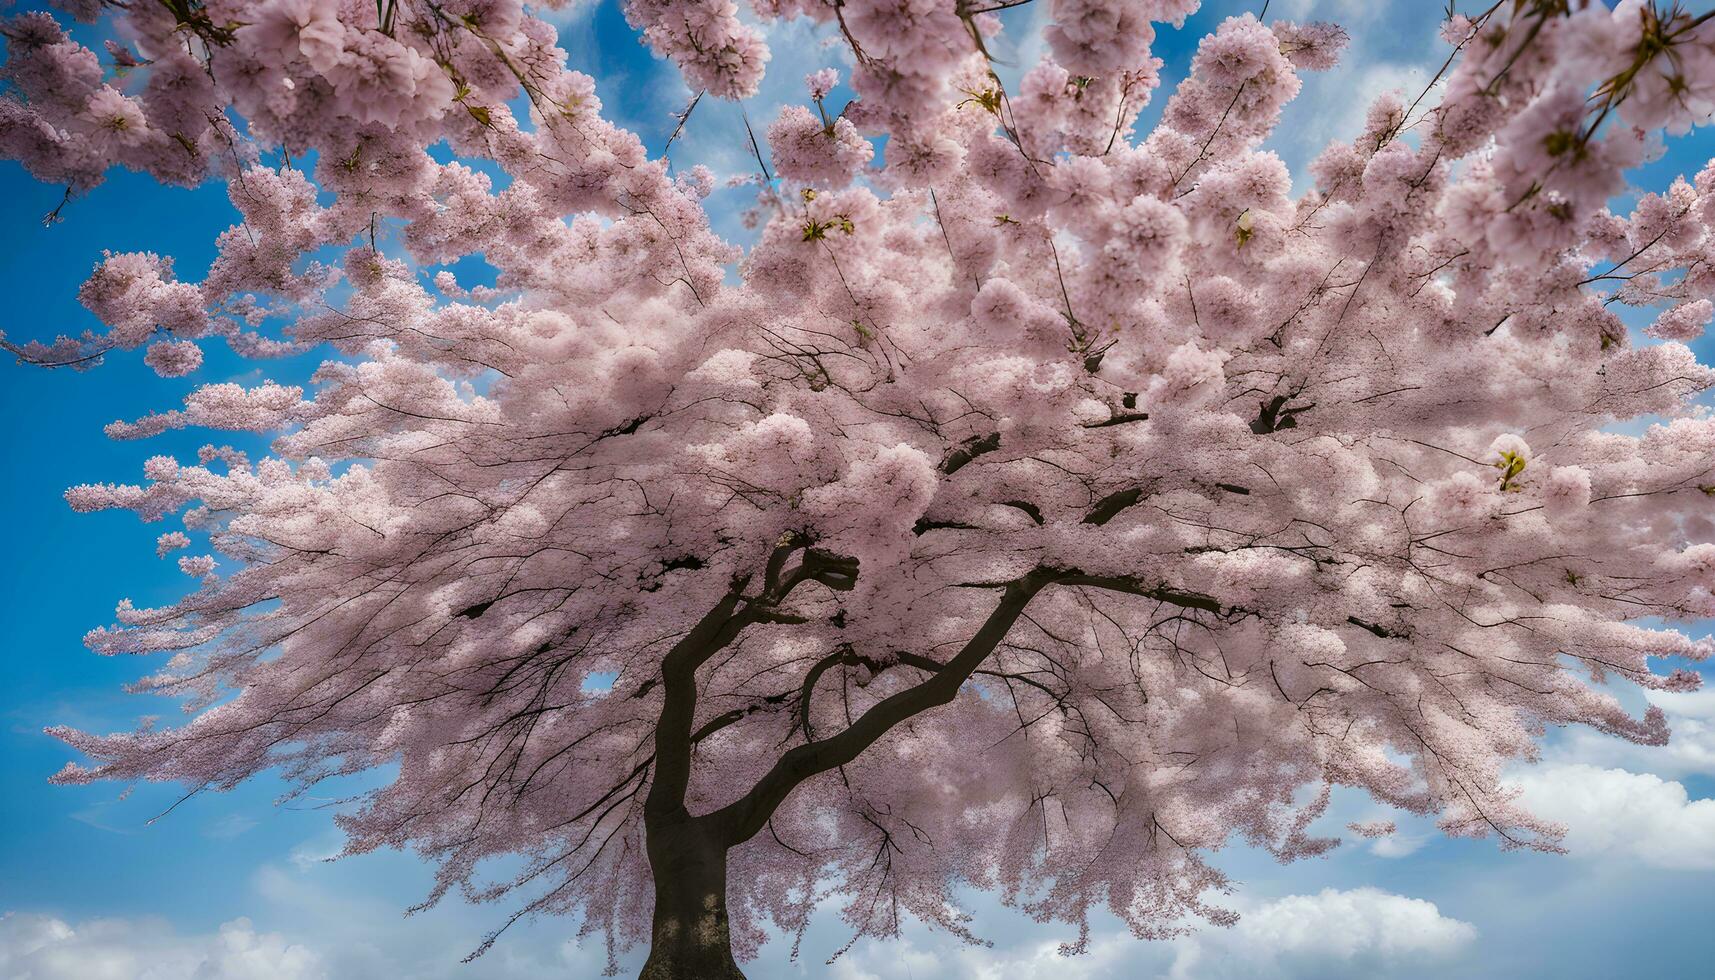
[639,820,745,980]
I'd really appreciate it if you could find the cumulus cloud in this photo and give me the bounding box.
[1253,0,1449,181]
[1274,58,1435,180]
[1509,764,1715,870]
[530,0,598,29]
[1164,888,1476,980]
[826,931,1145,980]
[0,913,323,980]
[1266,0,1387,24]
[806,887,1474,980]
[245,861,613,980]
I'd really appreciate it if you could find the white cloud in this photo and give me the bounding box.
[204,813,259,839]
[1,859,619,980]
[286,832,344,871]
[1645,688,1715,770]
[244,861,615,980]
[1258,0,1450,181]
[0,913,323,980]
[529,0,598,29]
[1165,888,1476,980]
[1509,764,1715,870]
[1275,58,1433,177]
[1366,830,1431,859]
[1552,687,1715,779]
[812,887,1474,980]
[1264,0,1383,23]
[827,938,958,980]
[821,929,1152,980]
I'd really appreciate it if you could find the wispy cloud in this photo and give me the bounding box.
[0,912,322,980]
[1165,887,1477,980]
[204,812,259,840]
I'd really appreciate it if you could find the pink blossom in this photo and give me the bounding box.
[79,87,148,148]
[1647,299,1713,341]
[766,104,873,188]
[1044,0,1158,76]
[177,554,217,577]
[1542,465,1593,519]
[1427,471,1494,522]
[142,339,203,377]
[243,0,346,69]
[154,531,190,556]
[1348,820,1396,839]
[806,67,839,100]
[1272,20,1349,72]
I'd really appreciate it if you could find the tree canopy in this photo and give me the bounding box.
[6,1,1715,976]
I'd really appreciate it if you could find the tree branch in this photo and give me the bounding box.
[1083,487,1145,525]
[645,577,754,821]
[940,432,1001,475]
[706,566,1233,844]
[709,571,1051,844]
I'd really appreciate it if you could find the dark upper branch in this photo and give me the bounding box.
[795,548,859,593]
[1347,615,1404,638]
[690,690,792,743]
[919,484,1247,534]
[1082,411,1151,428]
[1082,488,1144,526]
[674,541,1426,847]
[791,646,955,739]
[1050,571,1228,615]
[1252,394,1314,434]
[706,567,1235,845]
[940,432,1000,475]
[796,645,864,742]
[645,540,860,820]
[765,536,861,599]
[708,571,1051,845]
[1083,482,1249,525]
[645,576,753,820]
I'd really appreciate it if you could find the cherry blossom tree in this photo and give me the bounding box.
[7,1,1715,977]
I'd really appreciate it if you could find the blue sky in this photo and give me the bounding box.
[3,1,1715,977]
